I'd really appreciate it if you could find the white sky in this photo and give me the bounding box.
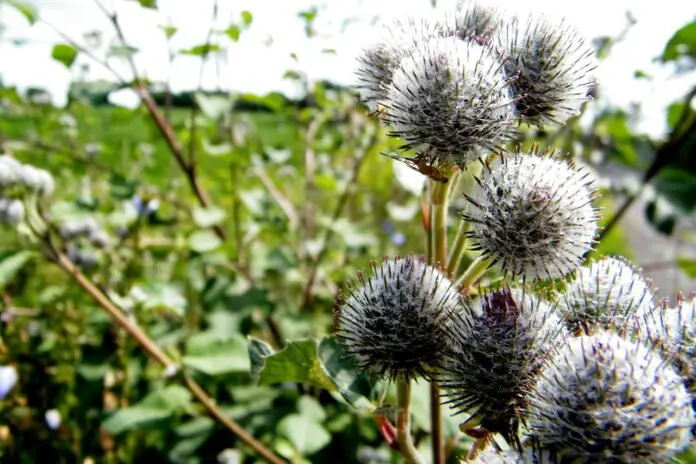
[0,0,694,137]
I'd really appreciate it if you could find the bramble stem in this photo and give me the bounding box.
[455,255,492,292]
[396,377,424,464]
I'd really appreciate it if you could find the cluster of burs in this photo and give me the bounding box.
[337,1,696,463]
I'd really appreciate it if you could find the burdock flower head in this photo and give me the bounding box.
[466,447,553,463]
[380,36,517,169]
[637,294,696,391]
[335,255,461,381]
[560,256,656,335]
[453,0,504,41]
[463,149,599,281]
[354,17,451,113]
[438,287,564,445]
[527,331,694,463]
[496,13,597,126]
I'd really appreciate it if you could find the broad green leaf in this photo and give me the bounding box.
[297,396,326,422]
[101,386,191,435]
[180,44,223,56]
[277,414,331,455]
[183,332,250,376]
[0,250,35,289]
[194,92,229,120]
[140,282,187,316]
[137,0,157,9]
[653,168,696,213]
[256,339,336,392]
[192,206,226,228]
[241,11,253,27]
[248,337,274,383]
[646,196,678,236]
[7,0,38,25]
[662,20,696,62]
[188,230,222,253]
[225,25,241,42]
[51,44,78,68]
[159,25,177,38]
[108,44,139,58]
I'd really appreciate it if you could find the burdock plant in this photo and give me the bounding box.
[340,1,696,463]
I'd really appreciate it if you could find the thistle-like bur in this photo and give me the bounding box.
[438,287,564,444]
[354,17,452,113]
[335,255,461,381]
[637,294,696,392]
[561,256,656,335]
[527,331,694,463]
[496,14,597,126]
[454,0,503,41]
[464,150,599,281]
[381,37,517,169]
[467,447,554,464]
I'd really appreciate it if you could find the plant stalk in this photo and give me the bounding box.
[454,255,492,292]
[396,377,424,464]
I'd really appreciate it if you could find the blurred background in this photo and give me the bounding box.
[0,0,695,462]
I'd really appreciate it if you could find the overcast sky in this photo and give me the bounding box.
[0,0,693,137]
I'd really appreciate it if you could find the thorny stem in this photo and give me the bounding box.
[46,240,286,464]
[396,377,424,464]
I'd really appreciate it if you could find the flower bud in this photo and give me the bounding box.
[496,13,597,126]
[464,149,599,280]
[527,331,694,463]
[382,37,516,168]
[438,287,564,443]
[560,256,656,335]
[335,255,461,380]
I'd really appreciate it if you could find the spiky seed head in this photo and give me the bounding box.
[454,0,503,41]
[496,14,597,126]
[335,255,462,381]
[0,198,25,225]
[466,447,554,464]
[637,294,696,392]
[561,256,657,335]
[527,331,694,463]
[354,17,452,112]
[464,149,599,281]
[438,287,564,443]
[381,37,517,168]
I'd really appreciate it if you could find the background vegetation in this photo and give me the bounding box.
[0,0,695,463]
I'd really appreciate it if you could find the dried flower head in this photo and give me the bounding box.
[464,149,599,281]
[354,17,452,112]
[496,14,597,126]
[561,256,656,335]
[381,37,517,169]
[527,331,694,463]
[637,294,696,391]
[335,255,461,381]
[439,287,564,444]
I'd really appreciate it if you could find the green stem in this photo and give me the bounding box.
[396,377,424,464]
[430,180,449,269]
[446,218,471,276]
[454,255,493,292]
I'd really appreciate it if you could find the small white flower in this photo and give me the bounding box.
[336,255,461,380]
[464,149,599,280]
[382,37,516,168]
[44,409,62,430]
[0,198,25,225]
[527,331,694,463]
[217,449,240,464]
[495,13,597,126]
[0,365,18,399]
[163,364,179,379]
[561,256,656,334]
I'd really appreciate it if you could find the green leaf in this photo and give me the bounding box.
[677,257,696,278]
[192,206,227,228]
[188,230,222,253]
[241,11,253,27]
[108,44,139,58]
[247,337,275,383]
[297,396,326,422]
[0,250,35,289]
[277,414,331,455]
[137,0,157,9]
[662,20,696,62]
[180,44,223,56]
[319,336,380,409]
[101,386,192,435]
[194,92,229,120]
[225,25,241,42]
[256,339,336,392]
[667,101,688,130]
[183,332,250,376]
[653,168,696,213]
[7,0,38,25]
[646,196,678,236]
[140,282,187,317]
[51,44,78,68]
[159,25,177,39]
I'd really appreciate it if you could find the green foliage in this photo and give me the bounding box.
[50,44,79,68]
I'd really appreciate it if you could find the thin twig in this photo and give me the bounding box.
[253,162,300,229]
[396,378,424,464]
